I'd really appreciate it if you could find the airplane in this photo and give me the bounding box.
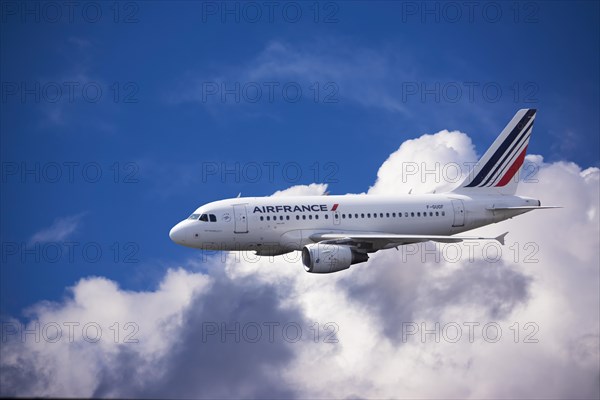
[169,109,558,273]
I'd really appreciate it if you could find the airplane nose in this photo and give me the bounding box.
[169,223,187,244]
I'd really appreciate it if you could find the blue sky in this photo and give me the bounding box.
[1,0,598,319]
[0,2,599,397]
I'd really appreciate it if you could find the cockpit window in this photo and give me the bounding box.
[209,214,216,222]
[188,214,200,220]
[199,214,209,222]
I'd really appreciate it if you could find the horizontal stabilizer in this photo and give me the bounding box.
[495,231,508,246]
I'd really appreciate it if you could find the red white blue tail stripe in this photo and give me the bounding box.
[461,109,536,190]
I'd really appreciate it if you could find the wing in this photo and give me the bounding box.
[486,206,561,210]
[309,231,508,250]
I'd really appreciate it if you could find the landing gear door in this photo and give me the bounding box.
[451,200,465,227]
[233,204,248,233]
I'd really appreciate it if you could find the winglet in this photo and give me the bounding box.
[495,232,508,245]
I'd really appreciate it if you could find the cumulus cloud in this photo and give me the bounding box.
[2,131,598,399]
[0,268,211,397]
[368,129,478,195]
[271,183,329,197]
[30,212,86,243]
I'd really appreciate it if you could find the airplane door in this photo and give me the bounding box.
[451,200,465,227]
[333,211,341,225]
[233,205,248,233]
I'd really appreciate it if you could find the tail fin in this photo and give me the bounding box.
[454,109,536,195]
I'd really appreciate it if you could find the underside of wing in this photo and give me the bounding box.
[487,206,562,211]
[309,231,508,250]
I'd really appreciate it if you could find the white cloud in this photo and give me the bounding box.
[0,268,211,398]
[171,39,414,114]
[2,131,599,399]
[271,183,329,197]
[368,129,477,195]
[245,40,410,114]
[30,213,86,243]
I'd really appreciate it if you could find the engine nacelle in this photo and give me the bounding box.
[302,244,369,274]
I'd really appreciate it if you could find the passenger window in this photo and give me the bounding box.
[386,213,390,218]
[315,215,319,220]
[334,214,339,219]
[325,214,329,219]
[380,213,384,218]
[429,212,433,216]
[348,214,352,219]
[392,213,396,217]
[342,214,346,219]
[266,216,270,221]
[373,213,377,218]
[442,211,445,216]
[361,213,365,218]
[296,215,300,220]
[199,214,208,222]
[260,216,264,221]
[309,215,313,220]
[355,213,359,218]
[286,216,290,220]
[411,212,414,217]
[209,214,216,222]
[436,212,439,216]
[367,213,371,218]
[302,215,306,220]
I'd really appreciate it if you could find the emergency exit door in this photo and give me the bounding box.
[451,200,465,227]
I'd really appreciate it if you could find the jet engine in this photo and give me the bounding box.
[302,243,369,273]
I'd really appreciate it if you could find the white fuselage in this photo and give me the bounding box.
[168,109,550,271]
[169,193,538,255]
